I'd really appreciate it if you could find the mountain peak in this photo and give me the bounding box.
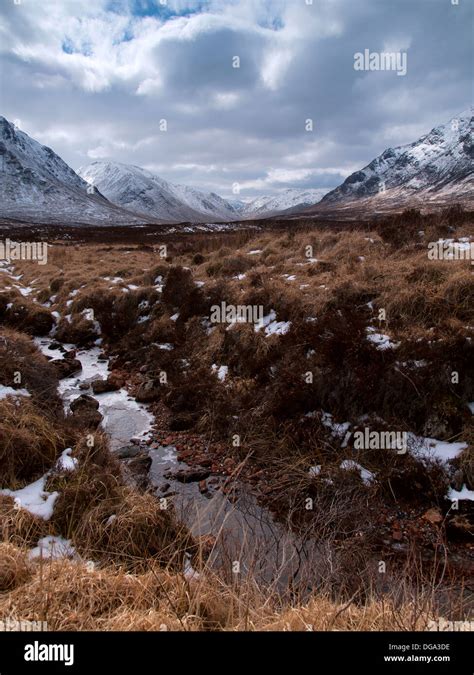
[318,108,473,208]
[0,117,146,225]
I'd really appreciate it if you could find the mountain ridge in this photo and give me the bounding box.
[0,117,149,226]
[307,108,474,213]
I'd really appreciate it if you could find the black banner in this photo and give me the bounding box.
[0,631,470,673]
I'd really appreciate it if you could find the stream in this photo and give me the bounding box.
[34,336,316,590]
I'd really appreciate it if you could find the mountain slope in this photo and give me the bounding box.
[0,117,147,226]
[78,161,241,223]
[241,188,329,218]
[314,108,473,211]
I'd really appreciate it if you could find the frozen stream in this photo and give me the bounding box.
[35,338,153,450]
[35,336,313,589]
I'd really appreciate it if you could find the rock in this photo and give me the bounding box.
[198,479,208,494]
[91,378,111,394]
[49,341,63,350]
[107,373,124,389]
[135,380,161,403]
[91,377,120,394]
[79,382,90,390]
[164,466,210,483]
[51,357,82,379]
[115,445,142,459]
[160,482,171,492]
[124,452,152,490]
[177,449,193,462]
[423,507,443,524]
[69,394,102,429]
[193,456,212,468]
[73,408,103,429]
[70,394,100,412]
[128,454,152,475]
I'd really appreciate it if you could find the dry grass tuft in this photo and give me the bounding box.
[0,397,65,489]
[0,495,50,547]
[0,542,32,591]
[74,488,191,571]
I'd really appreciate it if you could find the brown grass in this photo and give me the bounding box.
[0,397,65,489]
[0,543,436,631]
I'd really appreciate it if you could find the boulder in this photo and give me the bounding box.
[164,466,210,483]
[115,445,143,459]
[51,357,82,379]
[91,376,120,394]
[135,380,161,403]
[70,394,100,412]
[69,394,102,429]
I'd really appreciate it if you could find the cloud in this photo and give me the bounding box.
[0,0,471,199]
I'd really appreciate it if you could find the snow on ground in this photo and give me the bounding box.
[264,320,291,337]
[184,552,201,581]
[28,535,77,560]
[366,327,400,350]
[321,412,351,441]
[255,310,291,337]
[212,364,228,381]
[55,448,78,472]
[340,460,374,485]
[409,434,467,463]
[16,286,34,297]
[0,475,59,520]
[447,485,474,502]
[0,385,30,400]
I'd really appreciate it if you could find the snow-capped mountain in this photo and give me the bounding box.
[78,162,330,222]
[317,108,473,209]
[78,161,242,223]
[0,116,146,226]
[241,188,329,217]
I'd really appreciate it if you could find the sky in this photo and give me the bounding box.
[0,0,472,200]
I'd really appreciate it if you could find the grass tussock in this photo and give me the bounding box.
[0,397,65,489]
